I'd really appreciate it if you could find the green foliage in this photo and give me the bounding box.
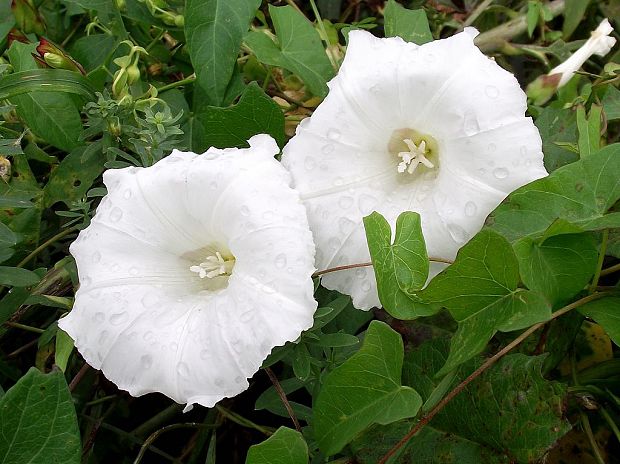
[364,211,435,319]
[383,0,433,44]
[245,5,335,97]
[185,0,261,106]
[314,321,422,455]
[246,427,308,464]
[0,368,81,464]
[579,297,620,346]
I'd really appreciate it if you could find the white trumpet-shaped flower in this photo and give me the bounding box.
[282,29,548,310]
[59,135,317,409]
[550,18,616,87]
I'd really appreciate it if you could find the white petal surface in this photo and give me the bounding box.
[60,135,317,408]
[282,29,548,310]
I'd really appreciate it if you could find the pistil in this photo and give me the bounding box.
[397,139,435,174]
[190,252,235,279]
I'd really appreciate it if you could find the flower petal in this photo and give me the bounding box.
[60,135,317,408]
[282,30,547,310]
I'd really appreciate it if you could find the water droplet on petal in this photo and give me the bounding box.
[520,145,528,156]
[123,189,132,199]
[110,312,129,325]
[209,181,218,190]
[91,251,102,263]
[369,84,380,94]
[94,312,105,323]
[355,268,367,279]
[304,157,316,171]
[143,331,154,341]
[240,205,250,216]
[322,144,335,154]
[235,376,244,384]
[358,194,376,215]
[465,201,477,217]
[334,177,345,186]
[338,217,356,234]
[98,330,109,345]
[141,354,153,369]
[493,167,509,179]
[170,342,178,352]
[485,85,499,99]
[487,143,497,153]
[177,362,190,378]
[328,236,341,251]
[327,128,341,140]
[463,112,480,136]
[275,253,287,269]
[447,223,468,244]
[200,349,211,359]
[361,280,372,291]
[142,293,160,308]
[339,196,353,209]
[262,210,275,221]
[109,207,123,223]
[129,267,139,276]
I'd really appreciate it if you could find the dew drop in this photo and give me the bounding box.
[209,181,218,190]
[520,145,528,156]
[170,342,178,352]
[322,144,335,154]
[240,205,250,216]
[98,330,109,345]
[94,312,105,323]
[141,354,153,369]
[369,84,380,94]
[239,310,254,323]
[464,201,477,217]
[109,207,123,223]
[81,276,92,286]
[358,194,376,215]
[487,142,497,153]
[177,362,190,378]
[338,196,354,209]
[235,376,244,384]
[262,210,275,221]
[334,177,345,186]
[327,128,341,141]
[485,85,499,99]
[110,312,129,325]
[141,293,160,308]
[463,112,480,136]
[274,253,287,269]
[328,236,341,251]
[493,167,509,179]
[214,378,225,387]
[338,217,356,234]
[92,251,102,263]
[143,331,154,341]
[447,223,468,244]
[361,280,372,291]
[477,168,486,176]
[304,157,316,171]
[123,189,132,199]
[200,349,211,360]
[355,268,367,279]
[129,267,139,276]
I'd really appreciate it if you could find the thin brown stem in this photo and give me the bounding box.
[17,227,76,268]
[600,262,620,277]
[313,257,453,278]
[133,423,205,464]
[264,367,301,432]
[2,321,44,334]
[69,362,91,392]
[377,292,605,464]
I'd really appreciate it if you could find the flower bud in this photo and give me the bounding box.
[112,68,129,98]
[126,64,141,84]
[34,38,86,74]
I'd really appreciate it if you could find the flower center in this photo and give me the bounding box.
[189,251,235,279]
[185,245,235,292]
[388,128,439,177]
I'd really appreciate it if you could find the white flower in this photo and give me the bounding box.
[282,29,547,310]
[59,135,317,410]
[550,18,616,87]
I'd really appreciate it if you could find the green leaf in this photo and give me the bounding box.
[0,266,41,287]
[255,378,312,423]
[193,82,285,152]
[313,332,359,347]
[387,340,569,464]
[576,104,601,158]
[578,296,620,346]
[602,85,620,121]
[245,5,335,97]
[364,211,435,319]
[527,1,541,37]
[313,321,422,455]
[0,368,81,464]
[0,221,17,248]
[535,106,578,172]
[7,43,84,152]
[514,233,599,305]
[43,146,106,208]
[0,69,97,101]
[54,329,74,372]
[417,230,551,374]
[563,0,592,38]
[69,34,117,72]
[383,0,432,44]
[487,144,620,242]
[245,427,308,464]
[185,0,260,106]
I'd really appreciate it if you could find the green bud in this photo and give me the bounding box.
[126,64,141,84]
[112,68,129,98]
[526,73,561,106]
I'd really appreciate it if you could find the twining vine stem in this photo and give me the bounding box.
[264,367,301,432]
[377,291,606,464]
[313,257,453,278]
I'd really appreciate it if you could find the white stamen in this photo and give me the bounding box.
[190,251,231,279]
[397,138,434,174]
